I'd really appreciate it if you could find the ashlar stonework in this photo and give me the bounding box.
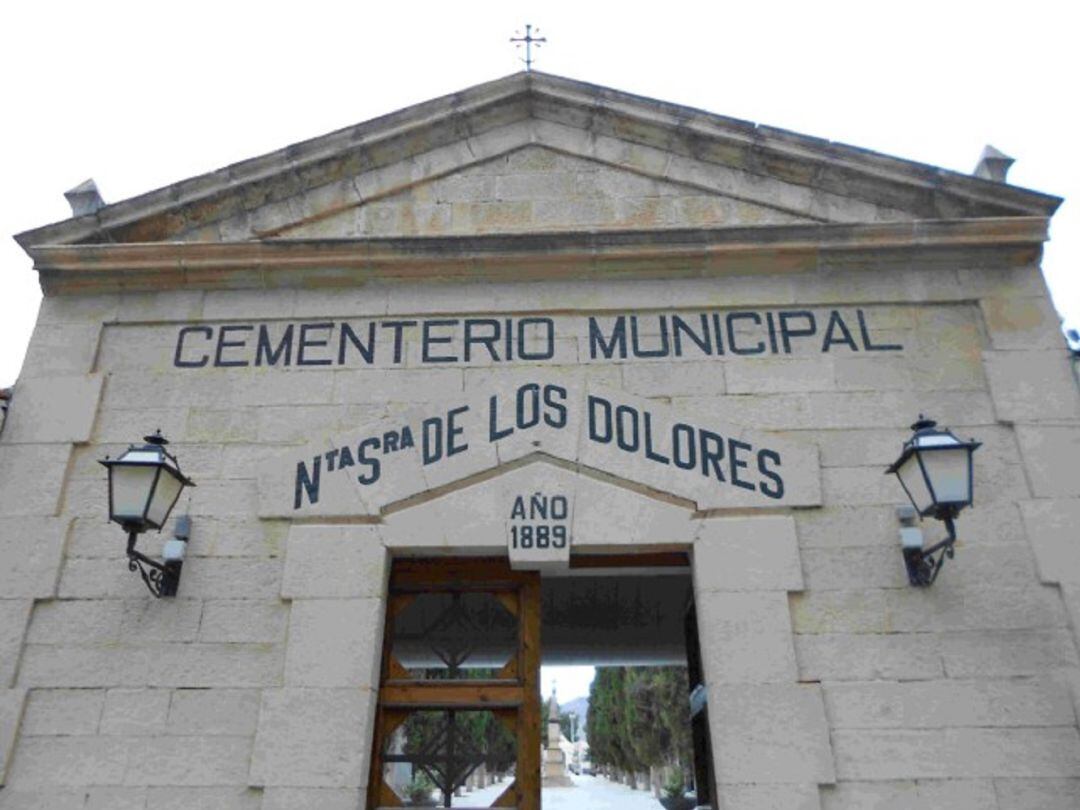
[2,72,1078,810]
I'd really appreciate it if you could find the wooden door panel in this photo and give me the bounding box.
[369,559,540,810]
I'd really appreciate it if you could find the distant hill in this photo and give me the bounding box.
[561,695,589,736]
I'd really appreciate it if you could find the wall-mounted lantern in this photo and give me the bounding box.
[886,416,981,586]
[99,431,195,597]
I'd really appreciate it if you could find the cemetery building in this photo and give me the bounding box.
[2,72,1080,809]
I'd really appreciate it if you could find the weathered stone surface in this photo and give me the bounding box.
[282,525,388,599]
[0,518,66,598]
[710,684,835,784]
[696,591,798,684]
[1022,498,1080,583]
[984,350,1080,422]
[0,689,26,785]
[1016,425,1080,498]
[284,599,384,688]
[0,444,71,516]
[261,787,365,810]
[0,601,32,689]
[1,374,104,443]
[100,689,171,736]
[167,689,260,737]
[249,688,374,788]
[823,678,1074,728]
[719,783,822,810]
[981,295,1065,350]
[832,727,1080,779]
[795,633,945,682]
[21,689,104,736]
[694,516,803,591]
[821,779,998,810]
[994,778,1080,810]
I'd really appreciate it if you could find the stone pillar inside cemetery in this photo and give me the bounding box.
[1,72,1079,809]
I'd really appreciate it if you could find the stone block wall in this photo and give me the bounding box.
[1,254,1078,810]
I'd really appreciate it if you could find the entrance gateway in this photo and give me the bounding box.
[5,71,1077,810]
[366,554,712,809]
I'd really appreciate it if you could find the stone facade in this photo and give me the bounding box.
[2,73,1078,809]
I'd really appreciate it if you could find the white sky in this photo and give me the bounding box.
[2,0,1077,385]
[542,665,595,704]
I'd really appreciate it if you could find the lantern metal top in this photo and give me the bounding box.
[99,430,193,480]
[885,417,981,476]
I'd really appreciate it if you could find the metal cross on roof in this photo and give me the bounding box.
[510,24,546,71]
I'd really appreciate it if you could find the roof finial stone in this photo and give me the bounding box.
[64,178,105,217]
[974,144,1015,184]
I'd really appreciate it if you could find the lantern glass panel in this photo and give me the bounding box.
[146,468,185,530]
[919,445,971,506]
[895,452,934,515]
[110,464,158,525]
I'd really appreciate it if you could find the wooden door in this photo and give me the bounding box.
[368,559,541,810]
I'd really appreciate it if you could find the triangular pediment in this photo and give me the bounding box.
[275,145,816,239]
[16,72,1060,253]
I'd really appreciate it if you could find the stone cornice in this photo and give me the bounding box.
[29,218,1048,294]
[14,73,1062,252]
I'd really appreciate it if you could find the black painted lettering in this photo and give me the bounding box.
[464,318,501,362]
[338,446,355,469]
[543,385,568,428]
[421,417,443,465]
[518,318,555,360]
[511,496,527,519]
[588,395,613,443]
[589,317,627,360]
[699,429,726,482]
[398,427,415,450]
[778,311,816,354]
[711,313,726,355]
[517,384,541,429]
[357,437,381,485]
[383,431,400,453]
[727,312,766,355]
[214,325,253,367]
[615,405,640,452]
[298,322,333,366]
[294,456,321,509]
[757,449,784,499]
[422,319,459,363]
[530,493,548,520]
[630,315,670,358]
[338,322,375,365]
[766,312,780,354]
[672,423,697,470]
[672,314,712,357]
[174,326,212,368]
[324,448,339,472]
[643,412,670,465]
[256,324,294,367]
[489,395,514,441]
[447,406,469,457]
[822,311,859,352]
[381,321,417,364]
[728,438,755,491]
[551,496,568,520]
[858,310,903,352]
